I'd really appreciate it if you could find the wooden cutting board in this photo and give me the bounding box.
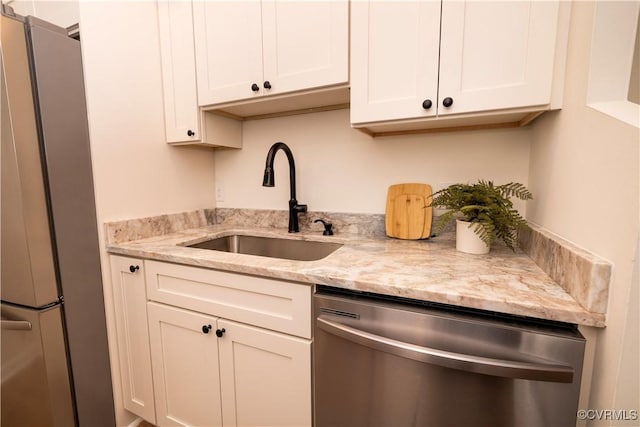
[385,183,433,239]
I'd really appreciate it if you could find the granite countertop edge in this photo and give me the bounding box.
[106,224,605,328]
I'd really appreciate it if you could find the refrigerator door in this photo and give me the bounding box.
[1,303,75,427]
[25,16,117,426]
[1,12,59,308]
[2,11,116,426]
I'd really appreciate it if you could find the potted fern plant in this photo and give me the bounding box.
[428,180,533,254]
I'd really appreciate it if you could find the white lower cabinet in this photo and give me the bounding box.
[109,256,156,423]
[111,257,312,426]
[217,319,311,427]
[147,303,223,426]
[148,303,311,427]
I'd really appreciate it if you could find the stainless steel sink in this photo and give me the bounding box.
[186,235,342,261]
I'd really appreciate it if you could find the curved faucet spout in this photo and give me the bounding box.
[262,142,307,232]
[262,142,295,197]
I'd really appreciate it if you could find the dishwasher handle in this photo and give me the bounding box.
[317,315,574,383]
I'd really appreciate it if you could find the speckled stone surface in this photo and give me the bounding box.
[215,208,387,237]
[105,209,607,327]
[104,209,215,244]
[519,223,611,315]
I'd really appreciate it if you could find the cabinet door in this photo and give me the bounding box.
[109,256,155,423]
[438,0,559,115]
[193,1,263,106]
[350,0,441,124]
[157,0,200,143]
[218,319,312,427]
[261,0,348,96]
[147,303,223,427]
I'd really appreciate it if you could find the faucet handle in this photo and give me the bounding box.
[314,219,334,236]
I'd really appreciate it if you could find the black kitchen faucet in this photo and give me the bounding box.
[262,142,307,233]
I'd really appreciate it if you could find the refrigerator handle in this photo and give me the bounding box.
[1,319,33,331]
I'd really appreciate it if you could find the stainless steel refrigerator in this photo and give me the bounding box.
[1,6,116,426]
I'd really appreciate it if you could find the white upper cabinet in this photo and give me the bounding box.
[157,0,200,142]
[192,1,264,106]
[193,0,349,107]
[437,1,559,116]
[351,1,442,123]
[351,0,568,133]
[157,0,242,146]
[260,1,349,97]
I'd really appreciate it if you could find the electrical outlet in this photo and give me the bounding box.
[215,184,225,202]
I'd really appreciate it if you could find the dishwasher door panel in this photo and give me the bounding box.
[313,289,585,427]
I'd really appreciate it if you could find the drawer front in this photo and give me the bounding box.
[145,260,311,338]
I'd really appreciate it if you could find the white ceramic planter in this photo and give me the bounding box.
[456,220,490,254]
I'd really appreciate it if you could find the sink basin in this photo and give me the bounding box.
[186,235,342,261]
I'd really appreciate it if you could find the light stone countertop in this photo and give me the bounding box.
[106,223,605,327]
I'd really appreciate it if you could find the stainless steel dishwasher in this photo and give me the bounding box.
[313,286,585,427]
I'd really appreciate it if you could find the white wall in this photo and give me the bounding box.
[2,0,79,28]
[215,109,532,214]
[78,2,215,425]
[527,2,639,424]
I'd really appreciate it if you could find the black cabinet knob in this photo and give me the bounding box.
[251,83,260,92]
[442,97,454,107]
[129,265,139,273]
[202,324,212,334]
[422,99,432,110]
[187,129,195,137]
[263,81,272,90]
[215,328,226,337]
